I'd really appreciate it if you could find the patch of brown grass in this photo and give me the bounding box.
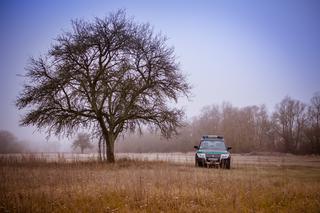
[1,156,320,212]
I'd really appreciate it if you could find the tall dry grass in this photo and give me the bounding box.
[1,155,320,212]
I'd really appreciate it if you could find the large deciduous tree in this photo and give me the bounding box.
[16,10,190,163]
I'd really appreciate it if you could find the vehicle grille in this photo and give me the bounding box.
[206,154,220,158]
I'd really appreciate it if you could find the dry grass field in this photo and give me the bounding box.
[1,154,320,212]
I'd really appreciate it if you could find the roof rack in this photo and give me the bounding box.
[202,135,224,139]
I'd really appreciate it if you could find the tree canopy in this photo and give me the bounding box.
[16,10,191,162]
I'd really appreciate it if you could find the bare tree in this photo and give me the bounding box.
[255,105,275,151]
[0,130,25,153]
[272,96,306,153]
[304,92,320,153]
[72,133,93,154]
[16,10,190,162]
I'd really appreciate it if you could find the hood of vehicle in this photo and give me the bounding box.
[197,149,228,154]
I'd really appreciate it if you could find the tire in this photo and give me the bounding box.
[221,159,231,169]
[226,159,231,169]
[195,159,204,167]
[197,161,202,167]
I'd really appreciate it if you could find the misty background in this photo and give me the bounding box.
[1,0,320,153]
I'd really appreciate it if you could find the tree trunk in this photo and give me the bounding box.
[106,133,115,163]
[102,138,106,161]
[98,137,102,161]
[98,120,115,163]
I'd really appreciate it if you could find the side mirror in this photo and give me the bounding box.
[227,146,232,151]
[194,145,199,150]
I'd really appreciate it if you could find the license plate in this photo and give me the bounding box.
[208,157,218,161]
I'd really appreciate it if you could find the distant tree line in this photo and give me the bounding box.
[116,92,320,154]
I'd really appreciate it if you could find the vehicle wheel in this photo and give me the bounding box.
[195,160,201,167]
[226,159,231,169]
[221,159,230,169]
[196,160,205,167]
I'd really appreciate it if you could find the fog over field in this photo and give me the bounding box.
[1,0,320,154]
[0,1,320,211]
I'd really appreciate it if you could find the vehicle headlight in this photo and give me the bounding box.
[196,153,206,158]
[220,154,230,159]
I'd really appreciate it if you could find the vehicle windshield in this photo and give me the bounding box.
[199,140,226,150]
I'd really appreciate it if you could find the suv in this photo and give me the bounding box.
[194,135,232,169]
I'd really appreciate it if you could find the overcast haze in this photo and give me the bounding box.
[0,0,319,145]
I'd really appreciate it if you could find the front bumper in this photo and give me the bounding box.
[196,156,230,166]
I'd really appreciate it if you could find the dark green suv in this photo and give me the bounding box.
[194,135,231,169]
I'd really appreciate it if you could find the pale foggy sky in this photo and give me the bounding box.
[0,0,319,145]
